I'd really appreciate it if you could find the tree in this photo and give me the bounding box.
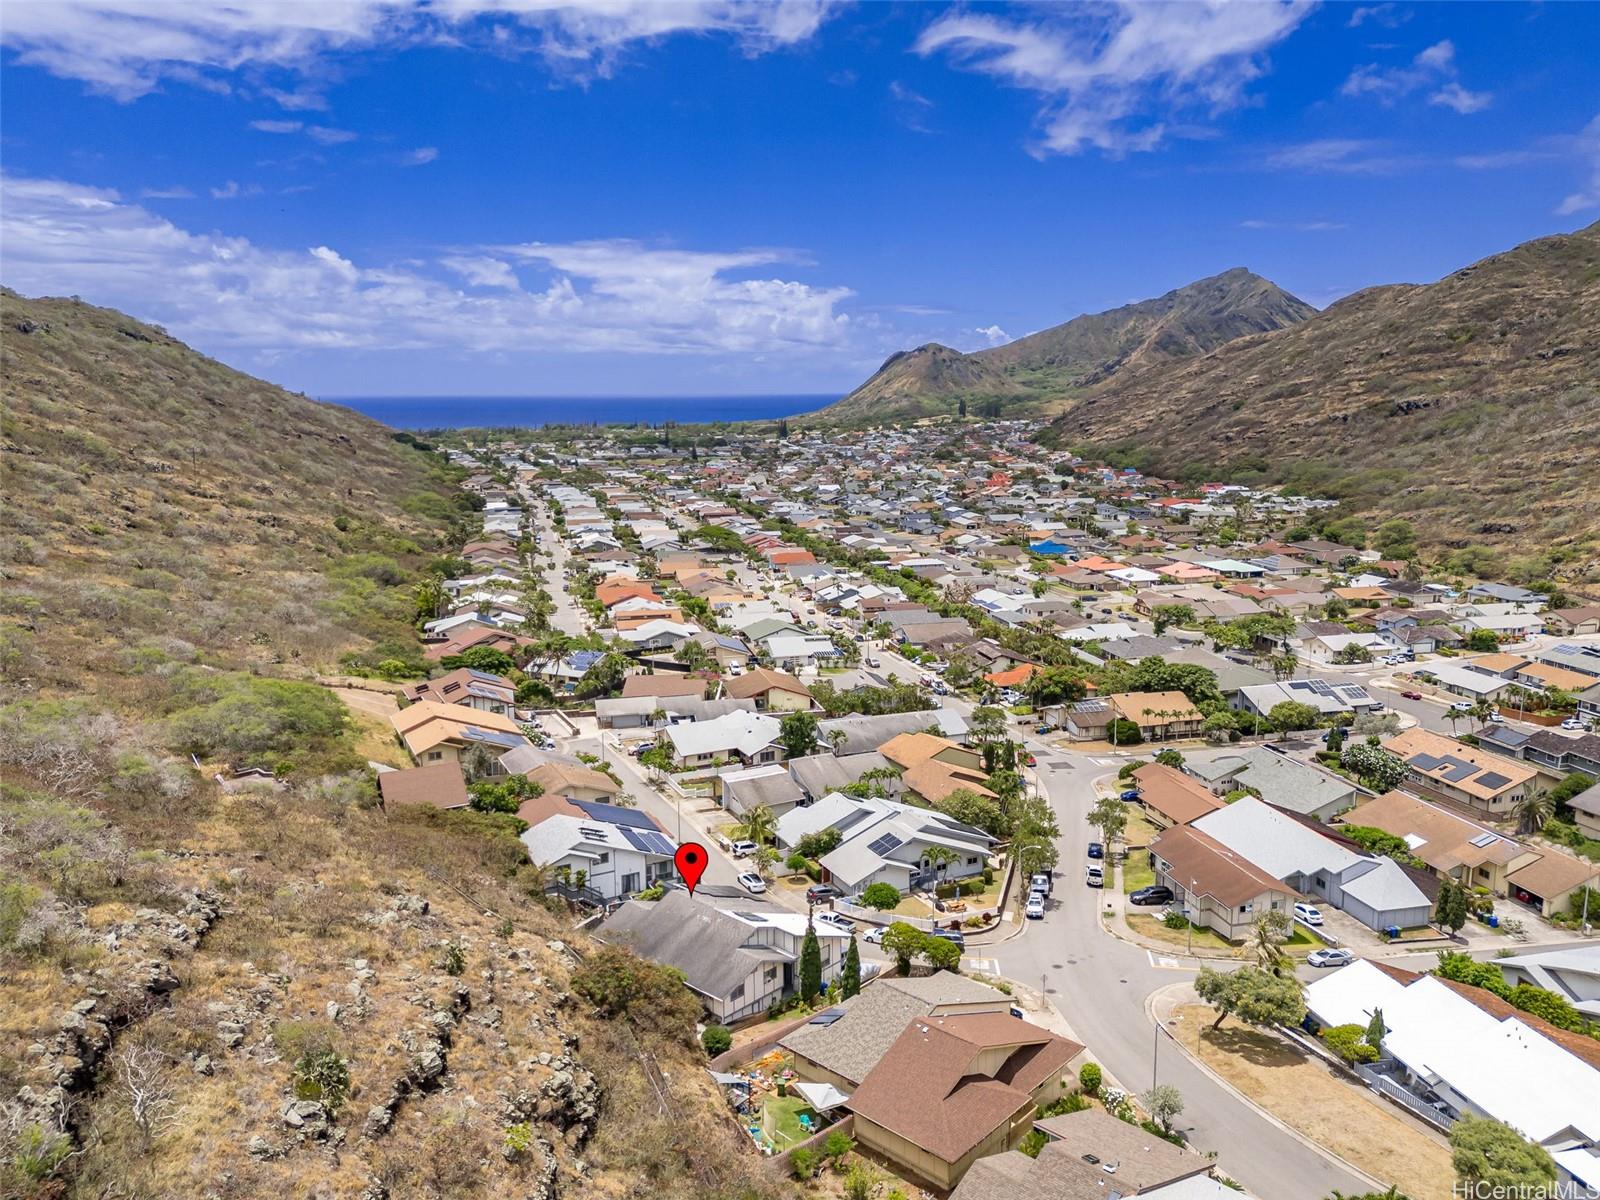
[1152,604,1195,636]
[1449,1116,1556,1191]
[1078,1062,1102,1095]
[778,710,820,759]
[446,645,518,675]
[1320,1023,1380,1065]
[921,935,961,973]
[799,920,823,1002]
[1267,700,1320,736]
[841,935,862,999]
[1341,742,1408,792]
[700,1025,732,1056]
[467,773,542,814]
[1364,1007,1386,1049]
[1465,629,1501,652]
[739,804,778,847]
[1512,789,1553,835]
[1434,877,1469,934]
[881,922,923,976]
[674,639,713,672]
[1108,718,1143,746]
[796,827,843,860]
[1268,651,1299,682]
[860,882,901,911]
[1024,666,1089,708]
[1154,748,1184,768]
[1333,643,1372,664]
[575,651,629,700]
[936,788,1007,838]
[1194,966,1305,1031]
[1087,795,1128,849]
[115,1041,178,1147]
[922,845,960,879]
[1141,1084,1184,1133]
[1011,793,1061,880]
[968,705,1007,745]
[1249,910,1292,976]
[412,574,448,625]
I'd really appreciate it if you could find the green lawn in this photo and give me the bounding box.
[762,1095,819,1149]
[1122,848,1156,893]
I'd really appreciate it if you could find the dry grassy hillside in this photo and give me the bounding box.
[0,292,788,1200]
[1043,222,1600,560]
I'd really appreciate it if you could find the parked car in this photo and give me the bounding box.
[1129,886,1174,906]
[1307,948,1355,969]
[1487,712,1505,724]
[1087,842,1104,860]
[1085,864,1104,888]
[1562,718,1589,731]
[1450,700,1473,712]
[865,657,881,669]
[1119,789,1141,802]
[862,925,887,945]
[737,872,767,894]
[1030,872,1053,897]
[1025,894,1046,920]
[816,911,855,933]
[929,929,965,949]
[729,840,758,858]
[1025,754,1037,767]
[1294,902,1324,926]
[806,884,842,905]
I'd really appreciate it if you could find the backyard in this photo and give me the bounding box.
[1169,1003,1451,1200]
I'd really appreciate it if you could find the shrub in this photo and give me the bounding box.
[293,1047,351,1113]
[1040,1090,1090,1117]
[700,1025,732,1056]
[1018,1129,1048,1158]
[785,852,808,873]
[860,882,901,911]
[822,1130,854,1160]
[844,1164,875,1200]
[790,1148,819,1180]
[570,945,700,1044]
[437,941,467,975]
[1320,1023,1379,1064]
[1079,1061,1103,1095]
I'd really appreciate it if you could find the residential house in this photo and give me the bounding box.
[847,1014,1084,1191]
[519,805,678,901]
[786,751,899,803]
[390,701,529,767]
[1339,790,1535,896]
[1192,797,1433,931]
[1544,607,1600,637]
[724,667,814,712]
[719,763,806,819]
[1233,678,1383,722]
[525,760,620,804]
[376,762,470,811]
[1106,691,1205,741]
[1382,727,1537,817]
[1495,947,1600,1019]
[1570,781,1600,841]
[619,673,715,702]
[401,668,516,715]
[1128,762,1223,828]
[1306,959,1600,1193]
[1148,823,1296,941]
[953,1108,1230,1200]
[660,709,783,769]
[597,889,847,1023]
[781,973,1014,1090]
[879,732,995,806]
[816,709,970,756]
[1187,748,1361,822]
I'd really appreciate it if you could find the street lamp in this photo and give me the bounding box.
[1187,879,1198,955]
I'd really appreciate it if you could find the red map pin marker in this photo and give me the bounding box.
[674,842,709,896]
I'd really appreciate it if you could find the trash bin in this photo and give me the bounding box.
[1385,925,1400,940]
[1487,914,1499,928]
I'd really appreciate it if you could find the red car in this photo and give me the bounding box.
[1401,690,1423,701]
[1025,754,1037,767]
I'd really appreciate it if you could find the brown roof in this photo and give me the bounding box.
[377,763,470,810]
[1131,763,1224,826]
[526,760,620,798]
[723,667,811,701]
[959,1109,1211,1198]
[1382,728,1537,801]
[1343,791,1528,873]
[1109,691,1204,725]
[1506,845,1599,899]
[620,673,711,699]
[848,1014,1082,1165]
[1148,824,1294,907]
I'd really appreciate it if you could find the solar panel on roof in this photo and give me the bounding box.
[866,832,904,856]
[1476,772,1511,790]
[807,1008,846,1026]
[1468,832,1499,847]
[1441,762,1478,784]
[576,801,655,829]
[1410,753,1443,770]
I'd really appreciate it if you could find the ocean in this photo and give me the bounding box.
[326,394,835,430]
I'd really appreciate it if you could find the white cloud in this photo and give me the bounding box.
[1263,139,1404,175]
[208,179,261,199]
[139,184,194,199]
[915,1,1311,156]
[1555,115,1600,216]
[973,324,1010,347]
[888,79,934,134]
[0,172,858,359]
[249,118,304,134]
[305,124,357,144]
[399,146,439,166]
[1239,218,1347,231]
[1347,4,1408,30]
[1342,39,1491,114]
[0,1,838,101]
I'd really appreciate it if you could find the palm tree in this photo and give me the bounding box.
[413,574,448,625]
[923,845,960,880]
[1513,789,1554,836]
[740,804,777,848]
[1250,910,1293,976]
[1469,698,1495,730]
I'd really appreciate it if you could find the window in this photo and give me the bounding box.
[967,856,979,865]
[764,967,777,984]
[730,983,745,1001]
[1239,902,1254,914]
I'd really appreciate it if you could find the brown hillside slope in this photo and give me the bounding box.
[811,268,1315,425]
[1042,221,1600,555]
[0,292,785,1200]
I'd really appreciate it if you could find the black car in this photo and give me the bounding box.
[805,884,842,905]
[1086,842,1104,859]
[1129,886,1174,906]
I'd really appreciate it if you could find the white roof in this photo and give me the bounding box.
[618,619,701,643]
[1425,662,1512,696]
[1107,567,1161,583]
[1193,796,1366,879]
[765,634,838,659]
[1339,857,1430,912]
[1057,622,1138,642]
[665,710,781,758]
[1306,959,1600,1144]
[1199,558,1266,575]
[775,791,867,847]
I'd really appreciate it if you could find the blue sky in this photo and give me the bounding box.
[2,1,1597,399]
